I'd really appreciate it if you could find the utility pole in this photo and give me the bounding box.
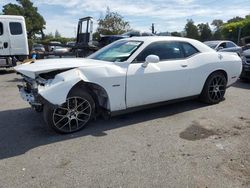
[237,27,241,45]
[151,23,155,34]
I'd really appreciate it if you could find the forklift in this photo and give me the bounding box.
[40,17,99,59]
[74,16,99,57]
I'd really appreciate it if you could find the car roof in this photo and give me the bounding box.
[0,15,25,21]
[204,40,233,43]
[123,36,214,52]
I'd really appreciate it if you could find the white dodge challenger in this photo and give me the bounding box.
[15,37,242,133]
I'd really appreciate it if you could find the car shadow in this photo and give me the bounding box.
[0,100,206,160]
[232,80,250,89]
[0,69,15,75]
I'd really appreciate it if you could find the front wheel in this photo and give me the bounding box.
[200,72,227,104]
[43,90,95,133]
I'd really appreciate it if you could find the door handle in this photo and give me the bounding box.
[181,64,188,68]
[3,42,8,48]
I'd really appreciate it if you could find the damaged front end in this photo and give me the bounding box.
[17,74,45,111]
[17,70,70,112]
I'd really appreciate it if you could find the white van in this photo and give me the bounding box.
[0,15,29,67]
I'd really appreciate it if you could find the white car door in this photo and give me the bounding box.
[9,21,28,55]
[0,20,10,56]
[126,41,190,108]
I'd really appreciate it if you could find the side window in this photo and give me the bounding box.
[181,42,199,57]
[226,42,236,48]
[0,22,3,35]
[9,22,23,35]
[134,41,184,62]
[218,42,226,48]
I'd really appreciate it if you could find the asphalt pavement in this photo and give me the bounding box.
[0,70,249,188]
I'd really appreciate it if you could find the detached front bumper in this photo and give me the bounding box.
[17,83,58,110]
[17,84,42,107]
[18,85,36,104]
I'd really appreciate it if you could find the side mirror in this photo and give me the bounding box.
[142,55,160,68]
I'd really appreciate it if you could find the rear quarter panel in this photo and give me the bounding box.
[186,52,242,96]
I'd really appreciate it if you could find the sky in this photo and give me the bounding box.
[0,0,250,37]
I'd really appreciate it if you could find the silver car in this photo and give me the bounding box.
[204,40,242,54]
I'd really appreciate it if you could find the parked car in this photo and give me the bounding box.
[48,41,61,52]
[32,44,45,52]
[53,46,69,54]
[66,41,76,47]
[204,40,242,54]
[15,36,242,133]
[31,44,46,59]
[240,49,250,80]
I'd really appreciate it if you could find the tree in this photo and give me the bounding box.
[171,31,182,37]
[2,0,46,39]
[184,19,199,40]
[198,23,212,41]
[221,16,250,43]
[211,19,223,30]
[211,19,223,39]
[96,8,130,35]
[55,30,61,38]
[227,16,244,23]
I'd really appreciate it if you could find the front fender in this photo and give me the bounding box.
[38,66,127,112]
[38,69,82,106]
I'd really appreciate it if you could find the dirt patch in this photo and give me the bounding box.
[179,121,216,141]
[56,158,71,168]
[220,156,250,186]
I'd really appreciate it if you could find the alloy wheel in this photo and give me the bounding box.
[208,75,226,102]
[52,97,91,133]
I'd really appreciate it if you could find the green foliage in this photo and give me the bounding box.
[97,8,130,35]
[227,16,244,23]
[211,19,224,40]
[184,19,199,40]
[198,23,212,41]
[2,0,45,39]
[55,30,61,38]
[221,15,250,43]
[39,35,74,45]
[93,32,101,41]
[211,19,223,30]
[171,31,181,37]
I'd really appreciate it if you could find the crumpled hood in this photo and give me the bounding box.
[15,58,112,79]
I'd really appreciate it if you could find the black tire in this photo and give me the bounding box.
[200,72,227,104]
[34,105,43,113]
[43,89,95,134]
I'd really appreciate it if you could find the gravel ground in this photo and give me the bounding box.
[0,70,249,188]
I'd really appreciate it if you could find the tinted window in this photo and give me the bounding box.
[135,42,184,62]
[0,22,3,35]
[204,41,219,49]
[9,22,22,35]
[218,42,226,48]
[226,42,236,48]
[181,42,199,57]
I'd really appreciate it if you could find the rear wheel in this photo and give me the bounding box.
[43,90,95,133]
[200,72,227,104]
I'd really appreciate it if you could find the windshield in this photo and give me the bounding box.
[89,40,143,62]
[204,41,219,49]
